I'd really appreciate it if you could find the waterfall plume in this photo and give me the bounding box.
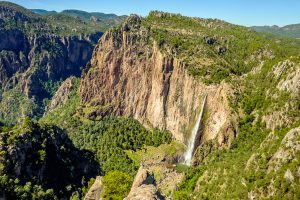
[183,94,207,166]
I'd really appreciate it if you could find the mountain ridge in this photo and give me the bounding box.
[252,23,300,38]
[31,8,127,25]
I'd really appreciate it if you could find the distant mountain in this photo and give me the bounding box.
[31,8,127,25]
[30,9,57,15]
[252,23,300,39]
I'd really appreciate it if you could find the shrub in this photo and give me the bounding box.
[102,171,132,200]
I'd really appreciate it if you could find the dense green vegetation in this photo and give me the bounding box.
[1,109,171,199]
[0,74,172,200]
[37,78,171,198]
[102,171,132,200]
[0,87,39,126]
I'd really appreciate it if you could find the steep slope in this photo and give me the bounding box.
[0,2,125,125]
[1,5,299,198]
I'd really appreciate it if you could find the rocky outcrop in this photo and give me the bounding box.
[245,126,300,199]
[80,15,237,145]
[125,166,164,200]
[262,60,300,130]
[267,126,300,172]
[45,77,77,113]
[277,63,300,95]
[125,185,163,200]
[131,167,155,188]
[84,176,104,200]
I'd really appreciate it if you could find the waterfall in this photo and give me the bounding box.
[183,94,207,166]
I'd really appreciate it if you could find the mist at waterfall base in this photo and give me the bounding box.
[182,95,207,166]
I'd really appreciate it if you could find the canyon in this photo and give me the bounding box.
[0,2,299,200]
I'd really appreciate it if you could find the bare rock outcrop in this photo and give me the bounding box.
[267,126,300,172]
[84,176,104,200]
[262,60,300,130]
[131,167,155,188]
[45,77,77,114]
[124,166,164,200]
[277,64,300,95]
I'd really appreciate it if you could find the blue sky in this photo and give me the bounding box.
[5,0,300,27]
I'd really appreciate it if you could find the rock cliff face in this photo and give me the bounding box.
[0,28,100,97]
[80,15,237,144]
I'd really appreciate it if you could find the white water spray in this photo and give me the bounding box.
[183,94,207,166]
